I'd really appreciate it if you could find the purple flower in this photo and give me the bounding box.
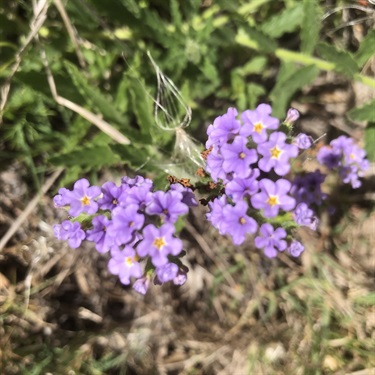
[293,133,313,150]
[155,262,179,284]
[108,205,145,246]
[173,266,189,285]
[240,103,279,144]
[254,223,287,258]
[53,220,86,249]
[206,146,227,182]
[122,175,153,189]
[98,181,128,211]
[318,136,369,188]
[225,168,260,203]
[86,215,114,253]
[206,107,241,148]
[288,240,305,257]
[133,277,150,295]
[124,185,153,210]
[108,246,142,285]
[53,187,70,207]
[284,108,300,125]
[146,190,188,223]
[65,178,101,217]
[221,136,258,178]
[257,132,298,176]
[206,195,229,234]
[293,203,319,230]
[291,170,326,206]
[137,223,183,267]
[221,201,258,245]
[170,184,197,207]
[251,179,295,218]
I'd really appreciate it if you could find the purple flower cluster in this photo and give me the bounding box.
[53,176,195,294]
[204,105,312,258]
[317,135,369,188]
[203,105,367,259]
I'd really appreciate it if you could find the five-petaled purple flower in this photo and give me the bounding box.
[108,246,142,285]
[86,215,113,253]
[257,132,298,176]
[240,103,279,143]
[65,178,101,217]
[251,179,295,218]
[53,220,86,249]
[137,223,183,267]
[254,223,287,258]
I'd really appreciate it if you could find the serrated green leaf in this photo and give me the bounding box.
[364,123,375,162]
[355,29,375,67]
[348,99,375,123]
[49,145,119,168]
[261,3,303,38]
[270,64,319,117]
[236,27,277,54]
[301,0,321,54]
[317,43,359,78]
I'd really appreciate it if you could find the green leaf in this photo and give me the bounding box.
[119,0,141,18]
[270,64,319,117]
[236,27,277,54]
[317,43,359,78]
[355,29,375,67]
[301,0,321,54]
[261,3,303,38]
[170,0,183,28]
[364,123,375,162]
[110,144,153,170]
[348,99,375,123]
[49,145,119,168]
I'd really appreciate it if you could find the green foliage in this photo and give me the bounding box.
[364,123,375,162]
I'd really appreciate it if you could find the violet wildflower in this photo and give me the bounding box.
[257,132,298,176]
[221,201,258,245]
[53,220,86,249]
[108,205,145,246]
[221,136,258,178]
[254,223,287,258]
[240,103,279,144]
[251,179,295,218]
[293,203,319,231]
[125,185,153,210]
[86,215,113,253]
[65,178,101,217]
[291,170,326,206]
[108,246,142,285]
[146,190,188,223]
[206,107,241,148]
[53,187,70,207]
[205,146,228,182]
[133,277,150,295]
[155,262,179,284]
[98,181,127,211]
[122,175,153,189]
[293,133,313,150]
[284,108,300,126]
[137,223,183,267]
[170,183,197,207]
[173,266,189,285]
[225,168,260,203]
[288,240,305,257]
[206,195,229,234]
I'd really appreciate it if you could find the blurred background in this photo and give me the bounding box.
[0,0,374,374]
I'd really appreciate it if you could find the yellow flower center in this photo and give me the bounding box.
[267,195,279,207]
[270,146,282,159]
[81,195,90,206]
[112,198,118,205]
[254,122,264,134]
[125,257,134,267]
[350,153,355,159]
[239,217,246,225]
[153,237,166,250]
[239,152,246,159]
